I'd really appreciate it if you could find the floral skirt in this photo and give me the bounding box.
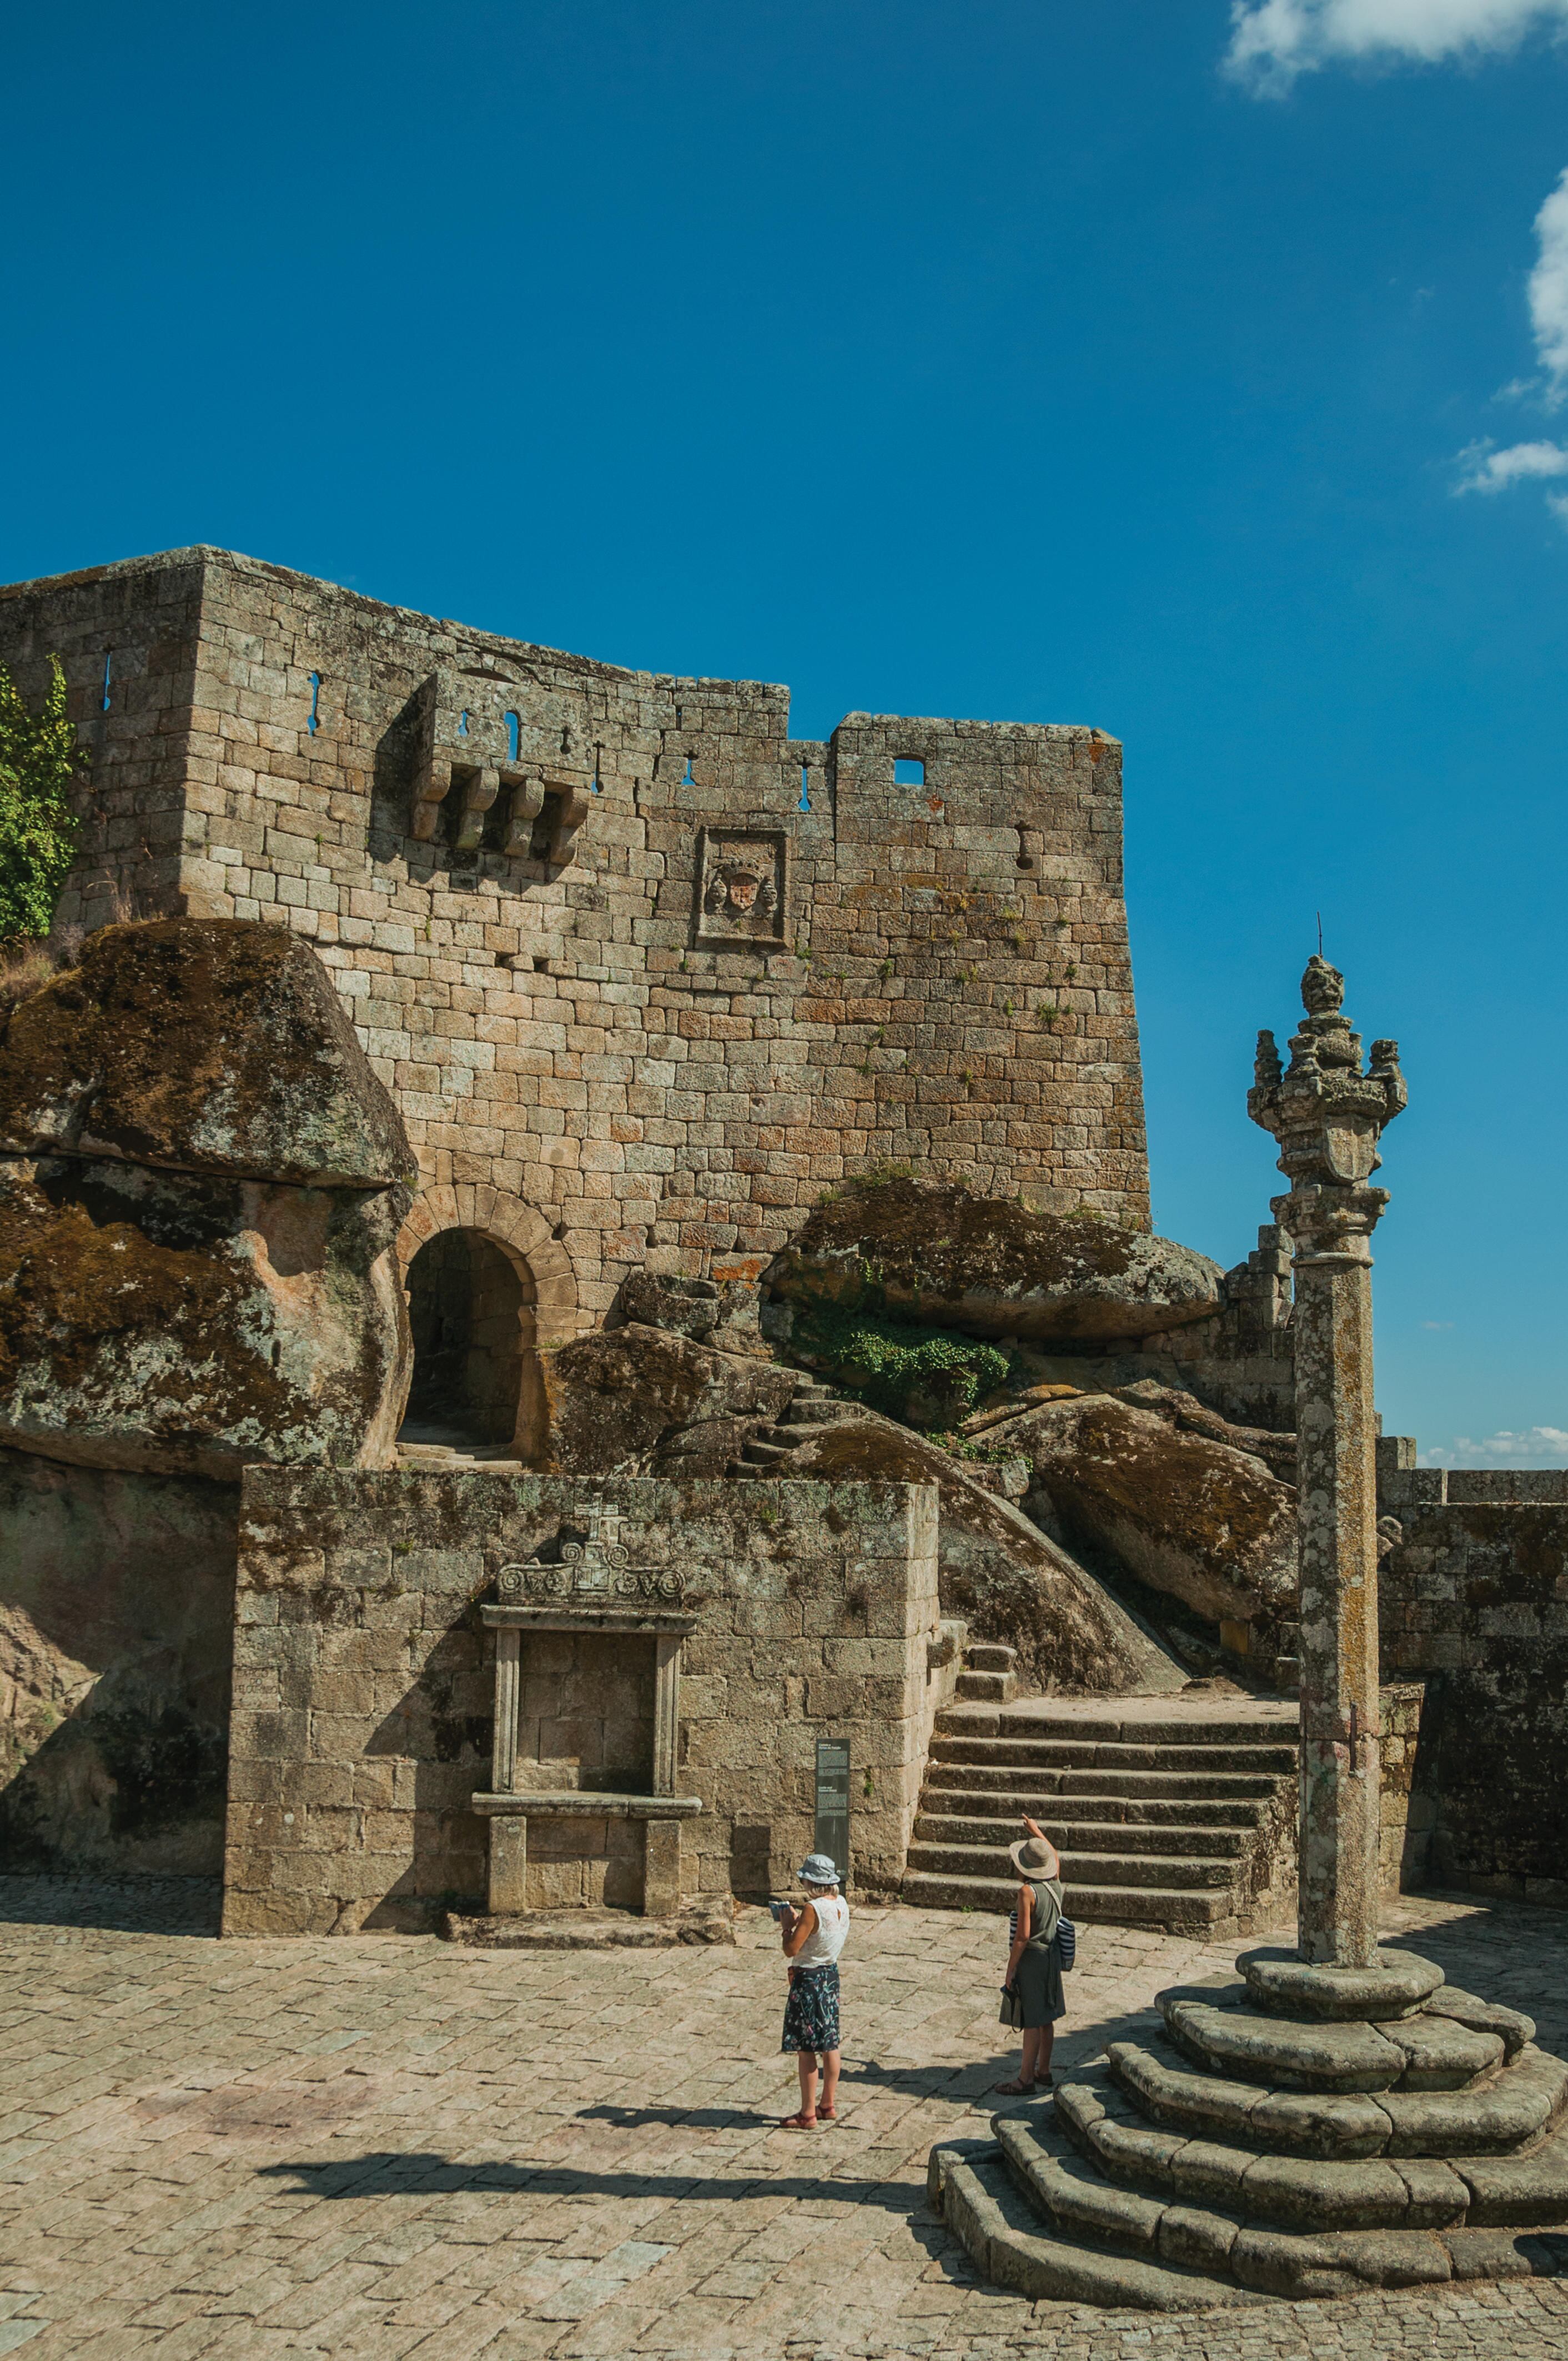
[781,1963,841,2054]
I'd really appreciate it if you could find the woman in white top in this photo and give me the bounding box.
[777,1851,849,2129]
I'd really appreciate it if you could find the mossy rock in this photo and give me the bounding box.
[0,917,415,1189]
[768,1177,1222,1345]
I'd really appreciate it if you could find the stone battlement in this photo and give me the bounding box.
[0,546,1148,1326]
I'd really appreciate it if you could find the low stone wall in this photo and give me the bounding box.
[1378,1439,1568,1906]
[224,1469,942,1933]
[1378,1680,1433,1893]
[0,1446,238,1873]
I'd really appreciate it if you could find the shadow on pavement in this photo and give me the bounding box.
[0,1873,222,1936]
[258,2153,933,2211]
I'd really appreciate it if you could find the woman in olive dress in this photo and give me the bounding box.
[995,1816,1064,2096]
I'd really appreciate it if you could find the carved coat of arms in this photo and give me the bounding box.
[693,829,788,950]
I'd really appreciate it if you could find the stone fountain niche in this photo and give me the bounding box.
[473,1505,701,1916]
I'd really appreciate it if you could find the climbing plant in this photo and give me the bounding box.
[0,657,83,943]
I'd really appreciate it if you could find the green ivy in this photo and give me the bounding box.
[0,657,84,943]
[793,1300,1013,1430]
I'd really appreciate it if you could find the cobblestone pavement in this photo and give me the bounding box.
[2,1878,1565,2360]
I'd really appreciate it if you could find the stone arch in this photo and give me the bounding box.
[394,1185,582,1462]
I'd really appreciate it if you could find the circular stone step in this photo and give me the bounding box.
[1163,1994,1408,2091]
[1239,1946,1444,2022]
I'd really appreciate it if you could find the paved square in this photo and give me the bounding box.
[2,1881,1565,2359]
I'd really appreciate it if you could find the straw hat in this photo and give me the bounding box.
[1008,1833,1058,1878]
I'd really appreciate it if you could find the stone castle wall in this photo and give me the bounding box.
[0,546,1149,1334]
[1377,1438,1568,1905]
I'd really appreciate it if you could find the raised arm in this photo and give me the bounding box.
[1022,1816,1061,1879]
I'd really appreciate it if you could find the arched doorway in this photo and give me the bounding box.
[393,1184,582,1463]
[401,1229,530,1450]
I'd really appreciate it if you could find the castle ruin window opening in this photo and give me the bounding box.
[101,651,112,712]
[893,757,924,786]
[798,764,811,812]
[307,673,321,736]
[505,710,521,762]
[401,1228,536,1452]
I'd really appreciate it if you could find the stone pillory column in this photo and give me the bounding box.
[1249,956,1406,1968]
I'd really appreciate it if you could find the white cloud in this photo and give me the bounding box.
[1528,168,1568,395]
[1454,436,1568,490]
[1227,1,1568,92]
[1421,1424,1568,1466]
[1422,1318,1455,1329]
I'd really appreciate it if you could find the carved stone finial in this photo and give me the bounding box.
[1300,955,1344,1018]
[1247,957,1406,1260]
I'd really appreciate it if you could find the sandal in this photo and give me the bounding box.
[818,2106,838,2122]
[993,2079,1034,2096]
[780,2111,818,2129]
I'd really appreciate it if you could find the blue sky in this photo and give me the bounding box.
[5,1,1568,1463]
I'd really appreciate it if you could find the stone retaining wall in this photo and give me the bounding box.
[0,1446,237,1874]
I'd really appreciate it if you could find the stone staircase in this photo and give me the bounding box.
[954,1641,1021,1705]
[931,1950,1568,2305]
[727,1373,862,1476]
[903,1662,1299,1937]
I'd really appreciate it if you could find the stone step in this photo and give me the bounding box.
[936,1706,1299,1742]
[1160,1998,1568,2127]
[913,1811,1248,1859]
[918,1773,1272,1826]
[780,1397,862,1426]
[939,2101,1568,2307]
[964,1644,1018,1673]
[919,1777,1272,1828]
[740,1438,793,1466]
[906,1841,1237,1892]
[1104,2036,1402,2159]
[899,1869,1239,1928]
[931,2144,1258,2312]
[930,1734,1298,1776]
[999,2107,1491,2285]
[1057,2052,1568,2206]
[954,1670,1019,1703]
[927,1762,1285,1803]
